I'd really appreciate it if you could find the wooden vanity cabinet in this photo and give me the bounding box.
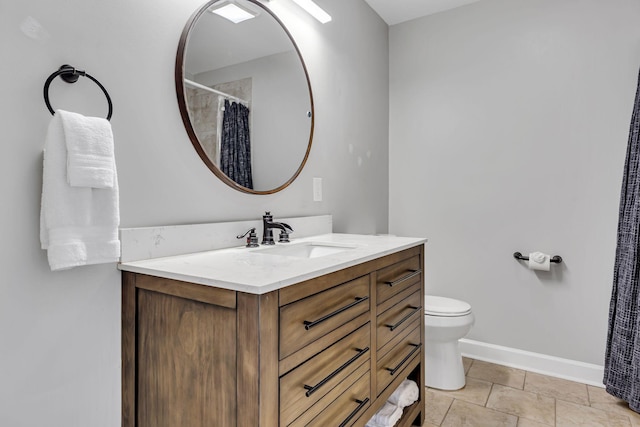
[122,245,425,427]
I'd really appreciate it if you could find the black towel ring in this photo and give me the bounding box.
[43,64,113,121]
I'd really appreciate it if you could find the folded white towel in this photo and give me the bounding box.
[387,379,419,408]
[40,114,120,271]
[59,109,115,189]
[365,401,403,427]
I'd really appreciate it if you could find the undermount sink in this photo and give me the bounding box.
[253,242,358,259]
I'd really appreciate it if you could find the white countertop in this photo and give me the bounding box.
[118,233,426,294]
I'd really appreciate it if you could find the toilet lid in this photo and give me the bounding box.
[425,295,472,316]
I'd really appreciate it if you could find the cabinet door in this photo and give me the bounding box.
[137,289,237,427]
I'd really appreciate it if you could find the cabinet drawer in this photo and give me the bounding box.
[280,324,370,426]
[378,316,420,361]
[376,325,422,396]
[377,289,422,351]
[376,256,421,305]
[280,275,370,359]
[377,279,421,316]
[290,367,371,427]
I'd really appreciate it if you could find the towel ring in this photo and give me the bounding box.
[43,64,113,120]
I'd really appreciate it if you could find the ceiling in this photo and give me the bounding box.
[362,0,482,25]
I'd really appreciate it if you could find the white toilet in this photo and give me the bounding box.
[424,295,475,390]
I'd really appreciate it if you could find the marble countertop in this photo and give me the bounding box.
[118,233,426,294]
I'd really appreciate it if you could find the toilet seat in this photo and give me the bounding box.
[425,295,471,317]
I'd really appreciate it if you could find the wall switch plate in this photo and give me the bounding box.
[313,177,322,202]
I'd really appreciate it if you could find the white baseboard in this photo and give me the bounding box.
[459,339,605,388]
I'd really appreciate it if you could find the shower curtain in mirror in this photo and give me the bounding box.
[221,99,253,189]
[605,68,640,412]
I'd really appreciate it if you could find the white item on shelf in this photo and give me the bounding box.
[387,379,419,408]
[365,401,403,427]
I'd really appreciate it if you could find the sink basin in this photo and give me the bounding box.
[253,242,357,259]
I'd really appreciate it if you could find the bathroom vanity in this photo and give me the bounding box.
[119,233,425,427]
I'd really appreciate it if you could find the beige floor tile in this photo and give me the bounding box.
[590,401,640,427]
[589,386,640,426]
[467,360,526,390]
[463,357,473,374]
[486,384,555,425]
[424,388,454,426]
[556,399,631,427]
[588,385,640,425]
[428,377,493,406]
[588,386,624,405]
[441,399,517,427]
[438,357,640,427]
[524,372,589,405]
[517,418,553,427]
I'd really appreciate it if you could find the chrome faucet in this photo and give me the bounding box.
[262,212,293,245]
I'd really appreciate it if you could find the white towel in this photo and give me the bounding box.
[387,379,419,408]
[59,109,115,188]
[40,113,120,271]
[365,401,403,427]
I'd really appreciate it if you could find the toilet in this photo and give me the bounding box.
[424,295,475,390]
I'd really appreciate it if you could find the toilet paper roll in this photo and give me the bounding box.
[528,252,551,271]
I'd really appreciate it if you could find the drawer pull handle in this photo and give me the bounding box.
[303,347,370,397]
[385,269,422,287]
[386,343,422,376]
[303,296,369,330]
[386,306,421,331]
[339,397,370,427]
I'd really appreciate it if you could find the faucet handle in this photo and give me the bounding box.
[278,229,291,243]
[237,228,259,248]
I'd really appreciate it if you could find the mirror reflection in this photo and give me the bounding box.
[177,0,314,194]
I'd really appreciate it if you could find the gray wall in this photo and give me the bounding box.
[389,0,640,366]
[0,0,388,424]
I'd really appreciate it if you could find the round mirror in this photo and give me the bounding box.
[176,0,314,194]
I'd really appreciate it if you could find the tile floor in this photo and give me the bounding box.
[422,358,640,427]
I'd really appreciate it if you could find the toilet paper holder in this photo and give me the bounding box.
[513,252,562,264]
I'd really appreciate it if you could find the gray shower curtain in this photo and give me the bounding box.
[604,68,640,412]
[221,99,253,189]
